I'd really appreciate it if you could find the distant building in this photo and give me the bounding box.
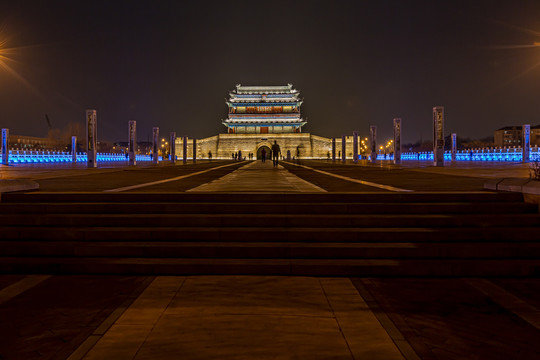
[9,135,62,150]
[494,125,540,147]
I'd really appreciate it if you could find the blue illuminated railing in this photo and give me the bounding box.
[365,147,540,162]
[400,148,540,162]
[6,151,160,164]
[6,148,540,164]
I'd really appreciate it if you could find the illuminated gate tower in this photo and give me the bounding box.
[223,84,306,134]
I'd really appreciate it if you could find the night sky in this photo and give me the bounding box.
[1,0,540,144]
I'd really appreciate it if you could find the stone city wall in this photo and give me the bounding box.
[174,133,361,160]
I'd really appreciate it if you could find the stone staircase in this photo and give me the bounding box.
[0,192,539,276]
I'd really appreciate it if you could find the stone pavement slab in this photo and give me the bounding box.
[359,278,540,360]
[0,275,149,360]
[189,161,326,192]
[0,179,39,193]
[81,276,404,360]
[523,180,540,195]
[395,160,531,179]
[7,159,535,193]
[497,178,532,192]
[284,160,489,192]
[0,275,50,305]
[3,275,540,359]
[33,161,241,192]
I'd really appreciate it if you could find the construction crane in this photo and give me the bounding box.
[45,114,52,130]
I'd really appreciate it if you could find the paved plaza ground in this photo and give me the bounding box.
[0,158,533,193]
[0,159,539,359]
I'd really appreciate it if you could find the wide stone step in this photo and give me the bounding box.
[0,226,538,242]
[0,202,535,215]
[0,213,538,227]
[2,241,540,259]
[1,191,524,203]
[1,257,539,276]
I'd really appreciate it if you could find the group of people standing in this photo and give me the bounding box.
[231,151,256,160]
[225,140,282,167]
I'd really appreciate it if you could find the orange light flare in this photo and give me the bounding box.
[0,33,37,92]
[493,41,540,84]
[485,21,540,77]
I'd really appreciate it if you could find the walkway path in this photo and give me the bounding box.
[78,276,404,360]
[188,160,326,192]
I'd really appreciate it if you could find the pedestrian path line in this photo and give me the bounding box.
[104,161,247,192]
[320,278,405,359]
[188,160,326,192]
[284,162,413,192]
[466,278,540,331]
[79,276,185,360]
[280,166,327,192]
[0,275,51,305]
[351,279,421,360]
[66,277,155,360]
[187,161,257,191]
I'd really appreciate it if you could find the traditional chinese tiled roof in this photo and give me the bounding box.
[223,84,306,131]
[234,84,296,94]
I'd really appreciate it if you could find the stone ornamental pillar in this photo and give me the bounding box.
[393,118,401,165]
[523,124,530,163]
[341,135,346,163]
[152,127,159,164]
[128,121,136,166]
[353,131,359,163]
[370,125,377,163]
[183,136,187,164]
[433,106,445,167]
[331,138,336,161]
[193,138,197,162]
[170,132,176,163]
[2,128,9,165]
[71,136,77,163]
[86,109,97,168]
[451,133,457,161]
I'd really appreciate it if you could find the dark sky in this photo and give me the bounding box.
[1,0,540,144]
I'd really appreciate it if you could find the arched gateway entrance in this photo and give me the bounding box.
[256,146,271,160]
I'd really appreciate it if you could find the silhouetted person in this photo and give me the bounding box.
[271,140,281,167]
[208,151,212,161]
[261,148,266,163]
